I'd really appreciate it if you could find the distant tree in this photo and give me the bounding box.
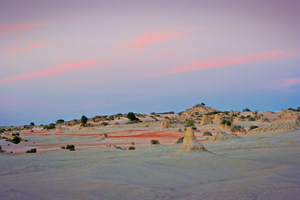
[56,119,64,124]
[126,112,138,121]
[201,102,205,106]
[30,122,35,126]
[243,108,251,112]
[81,115,88,125]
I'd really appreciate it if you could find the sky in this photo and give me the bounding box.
[0,0,300,126]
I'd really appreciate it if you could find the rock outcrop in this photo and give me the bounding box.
[210,131,239,142]
[213,114,222,124]
[180,127,206,152]
[201,115,212,125]
[161,119,170,128]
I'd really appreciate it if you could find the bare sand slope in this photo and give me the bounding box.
[1,130,300,200]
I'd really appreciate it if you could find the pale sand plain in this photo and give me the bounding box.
[1,113,300,199]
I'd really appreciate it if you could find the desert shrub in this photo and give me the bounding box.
[131,141,135,145]
[24,140,28,142]
[178,112,183,116]
[30,122,35,126]
[66,144,75,151]
[249,125,259,130]
[185,119,195,127]
[248,116,255,121]
[128,146,135,150]
[220,119,231,126]
[26,148,37,153]
[12,133,16,136]
[231,125,243,132]
[126,112,138,121]
[203,131,212,136]
[159,111,175,114]
[263,118,270,122]
[125,120,142,124]
[11,136,21,144]
[178,128,182,132]
[108,115,114,120]
[151,139,160,145]
[240,116,245,119]
[176,137,184,143]
[60,146,65,149]
[56,119,64,124]
[44,123,55,130]
[243,108,251,112]
[81,115,88,125]
[101,122,109,126]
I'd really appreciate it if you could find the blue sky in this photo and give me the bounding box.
[0,0,300,126]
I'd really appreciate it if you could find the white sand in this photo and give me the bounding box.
[1,129,300,199]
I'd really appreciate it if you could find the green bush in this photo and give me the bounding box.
[203,131,212,136]
[56,119,64,124]
[185,119,195,127]
[44,123,55,130]
[30,122,35,126]
[101,122,109,126]
[248,116,255,121]
[66,144,75,151]
[249,125,258,130]
[128,146,135,150]
[26,148,37,153]
[126,112,138,121]
[176,137,184,143]
[220,119,231,126]
[151,139,160,145]
[11,136,21,144]
[231,125,244,132]
[243,108,251,112]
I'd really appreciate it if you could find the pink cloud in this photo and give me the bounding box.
[116,28,188,52]
[5,41,48,55]
[0,59,98,84]
[0,24,39,30]
[156,49,300,76]
[0,24,40,37]
[281,78,300,86]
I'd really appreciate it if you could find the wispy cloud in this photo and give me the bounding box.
[281,78,300,86]
[116,28,188,52]
[156,49,300,76]
[5,41,48,55]
[0,59,98,84]
[0,24,40,37]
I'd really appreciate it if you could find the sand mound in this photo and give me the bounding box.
[213,114,222,124]
[234,117,243,122]
[280,109,297,115]
[182,105,219,117]
[161,119,170,128]
[179,127,206,152]
[250,118,300,133]
[210,131,239,142]
[201,115,212,125]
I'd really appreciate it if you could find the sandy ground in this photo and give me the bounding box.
[1,125,300,199]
